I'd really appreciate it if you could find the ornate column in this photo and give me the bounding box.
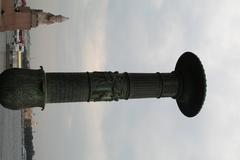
[0,52,206,117]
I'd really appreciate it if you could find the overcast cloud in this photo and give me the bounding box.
[29,0,240,160]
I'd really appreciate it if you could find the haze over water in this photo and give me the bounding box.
[0,32,22,160]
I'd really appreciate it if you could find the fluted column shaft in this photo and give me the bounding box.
[46,72,180,103]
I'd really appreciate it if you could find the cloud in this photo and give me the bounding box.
[30,0,108,71]
[102,0,240,160]
[31,0,109,159]
[150,0,163,9]
[74,0,109,70]
[31,0,240,160]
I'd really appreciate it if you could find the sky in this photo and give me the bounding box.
[28,0,240,160]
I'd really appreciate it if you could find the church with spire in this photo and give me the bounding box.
[0,0,68,31]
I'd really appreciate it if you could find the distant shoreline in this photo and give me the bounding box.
[4,30,35,160]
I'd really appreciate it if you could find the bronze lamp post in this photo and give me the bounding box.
[0,52,206,117]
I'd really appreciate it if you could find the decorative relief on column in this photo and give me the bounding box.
[89,72,129,101]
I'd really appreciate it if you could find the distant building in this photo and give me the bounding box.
[0,0,68,31]
[24,108,33,120]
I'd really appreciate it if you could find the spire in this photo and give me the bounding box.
[0,0,69,31]
[49,15,69,23]
[34,11,69,25]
